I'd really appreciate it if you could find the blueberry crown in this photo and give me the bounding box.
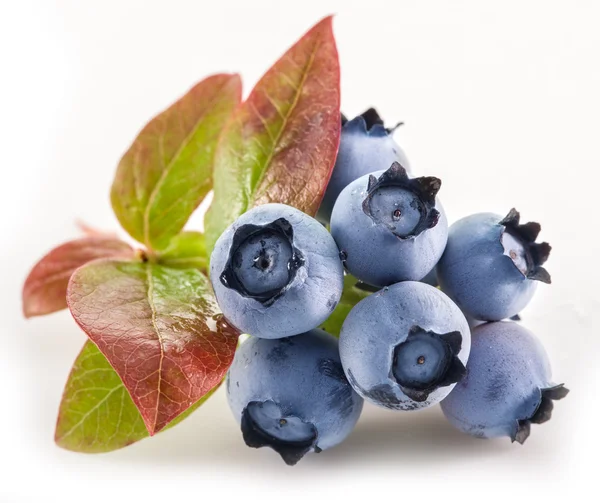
[220,218,305,307]
[362,162,442,239]
[341,107,403,136]
[513,384,569,444]
[241,401,317,466]
[499,208,552,284]
[391,325,466,402]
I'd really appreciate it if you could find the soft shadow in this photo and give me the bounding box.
[108,388,293,471]
[107,395,519,471]
[308,405,514,468]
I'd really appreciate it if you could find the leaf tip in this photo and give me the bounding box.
[143,418,162,437]
[21,288,32,318]
[319,13,335,24]
[310,15,335,36]
[54,427,64,447]
[294,14,335,42]
[54,415,71,451]
[22,269,37,318]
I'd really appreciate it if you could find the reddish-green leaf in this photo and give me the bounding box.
[55,340,220,453]
[205,17,341,253]
[111,74,242,251]
[22,236,134,318]
[67,260,239,435]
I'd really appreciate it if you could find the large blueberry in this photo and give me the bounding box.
[317,108,409,223]
[227,329,364,465]
[210,204,344,339]
[330,163,448,287]
[441,322,568,443]
[437,209,551,321]
[339,281,470,410]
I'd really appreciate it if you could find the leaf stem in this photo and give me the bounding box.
[135,248,158,264]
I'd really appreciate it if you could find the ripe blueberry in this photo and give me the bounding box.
[210,204,344,339]
[441,321,568,443]
[227,329,364,465]
[339,282,470,410]
[317,108,409,223]
[437,209,551,321]
[330,162,448,287]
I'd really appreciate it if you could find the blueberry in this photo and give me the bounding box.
[437,209,551,321]
[339,282,470,410]
[210,204,344,339]
[441,321,568,443]
[330,163,448,287]
[317,108,409,223]
[227,329,364,465]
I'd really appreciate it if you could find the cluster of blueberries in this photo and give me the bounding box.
[209,109,568,466]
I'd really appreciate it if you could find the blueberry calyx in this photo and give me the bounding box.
[362,162,442,239]
[241,401,318,466]
[512,384,569,444]
[499,208,552,284]
[341,108,403,135]
[391,326,466,402]
[220,218,305,307]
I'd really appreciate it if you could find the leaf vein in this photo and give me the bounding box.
[145,263,164,432]
[248,39,321,208]
[142,81,228,249]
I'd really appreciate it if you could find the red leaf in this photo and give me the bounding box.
[205,16,341,252]
[23,236,134,318]
[67,260,239,435]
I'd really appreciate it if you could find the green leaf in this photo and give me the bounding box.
[158,231,207,272]
[55,341,219,453]
[205,17,341,255]
[320,275,370,337]
[67,260,239,435]
[22,236,134,318]
[111,74,242,251]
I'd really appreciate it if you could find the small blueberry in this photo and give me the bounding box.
[437,209,551,321]
[339,281,470,410]
[330,163,448,287]
[441,321,568,443]
[317,108,409,223]
[227,329,364,465]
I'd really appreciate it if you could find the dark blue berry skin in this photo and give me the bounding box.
[317,111,410,223]
[437,210,551,321]
[441,322,568,443]
[330,164,448,287]
[421,267,439,287]
[227,329,364,465]
[210,204,344,339]
[339,282,470,410]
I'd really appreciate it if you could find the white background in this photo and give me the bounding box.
[1,0,597,501]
